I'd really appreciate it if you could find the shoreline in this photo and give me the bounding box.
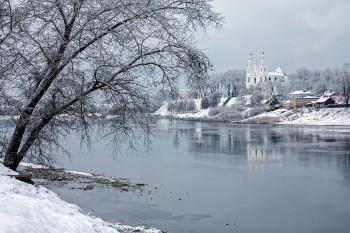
[0,161,164,233]
[153,107,350,126]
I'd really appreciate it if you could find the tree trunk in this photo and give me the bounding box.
[3,112,32,170]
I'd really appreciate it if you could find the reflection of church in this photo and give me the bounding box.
[247,144,268,172]
[246,52,287,96]
[247,143,282,172]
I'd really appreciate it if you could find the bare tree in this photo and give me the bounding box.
[1,0,222,170]
[340,63,350,108]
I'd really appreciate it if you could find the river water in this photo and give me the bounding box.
[50,119,350,233]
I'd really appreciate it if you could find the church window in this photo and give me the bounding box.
[254,77,256,84]
[269,77,271,81]
[274,77,277,81]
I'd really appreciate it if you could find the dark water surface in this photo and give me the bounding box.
[52,119,350,233]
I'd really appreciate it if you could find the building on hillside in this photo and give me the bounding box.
[246,52,287,97]
[315,97,335,108]
[289,90,318,108]
[322,92,346,104]
[290,97,319,108]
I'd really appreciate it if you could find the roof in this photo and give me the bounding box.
[289,90,313,95]
[323,92,346,97]
[316,97,334,103]
[304,96,319,99]
[268,72,284,76]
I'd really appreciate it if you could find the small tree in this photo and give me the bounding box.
[269,96,280,109]
[167,102,175,114]
[187,99,196,113]
[251,93,264,106]
[201,97,210,109]
[209,92,221,107]
[340,63,350,108]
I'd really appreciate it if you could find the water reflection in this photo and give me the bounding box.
[162,120,350,178]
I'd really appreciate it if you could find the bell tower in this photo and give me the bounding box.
[259,52,268,74]
[246,53,254,87]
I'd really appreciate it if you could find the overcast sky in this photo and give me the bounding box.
[198,0,350,75]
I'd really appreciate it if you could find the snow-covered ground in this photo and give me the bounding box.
[154,99,350,126]
[244,107,350,125]
[0,163,162,233]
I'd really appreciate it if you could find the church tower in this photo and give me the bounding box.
[246,53,254,87]
[259,52,267,73]
[258,52,268,83]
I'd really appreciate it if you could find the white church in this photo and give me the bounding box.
[246,52,287,97]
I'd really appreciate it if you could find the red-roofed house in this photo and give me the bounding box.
[322,92,346,104]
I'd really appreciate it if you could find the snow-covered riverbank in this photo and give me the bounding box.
[0,163,162,233]
[154,101,350,126]
[243,107,350,125]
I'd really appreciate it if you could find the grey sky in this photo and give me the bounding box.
[198,0,350,75]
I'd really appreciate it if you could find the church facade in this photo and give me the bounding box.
[246,52,287,96]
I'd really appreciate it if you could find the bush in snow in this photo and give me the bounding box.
[167,102,175,113]
[232,101,245,111]
[209,92,221,107]
[187,99,196,113]
[201,97,210,109]
[250,92,264,106]
[243,105,269,118]
[208,106,222,116]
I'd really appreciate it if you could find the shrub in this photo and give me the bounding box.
[209,92,221,107]
[167,102,175,113]
[187,99,196,112]
[201,97,210,109]
[208,106,222,116]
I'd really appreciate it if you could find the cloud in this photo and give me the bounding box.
[197,0,350,73]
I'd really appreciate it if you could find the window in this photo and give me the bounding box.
[254,77,256,84]
[260,77,262,82]
[265,76,267,82]
[269,77,271,81]
[248,78,250,83]
[274,77,277,81]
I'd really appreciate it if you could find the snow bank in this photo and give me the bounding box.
[245,108,350,126]
[155,99,350,126]
[225,97,240,107]
[0,163,161,233]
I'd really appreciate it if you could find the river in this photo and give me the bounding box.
[48,119,350,233]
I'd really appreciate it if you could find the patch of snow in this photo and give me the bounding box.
[226,97,239,107]
[0,163,161,233]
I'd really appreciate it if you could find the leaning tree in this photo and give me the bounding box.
[0,0,222,170]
